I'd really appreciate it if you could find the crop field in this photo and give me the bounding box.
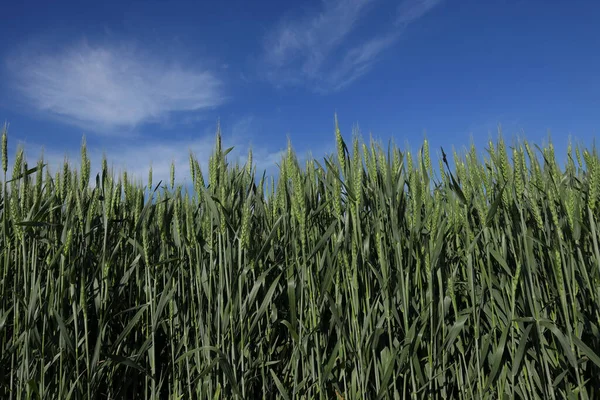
[1,120,600,399]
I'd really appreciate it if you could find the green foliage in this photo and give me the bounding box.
[1,121,600,399]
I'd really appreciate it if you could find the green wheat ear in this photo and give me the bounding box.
[170,160,175,190]
[147,163,153,191]
[423,137,431,175]
[1,122,7,174]
[335,113,346,175]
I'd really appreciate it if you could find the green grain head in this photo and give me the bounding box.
[170,161,175,190]
[148,163,153,191]
[2,122,7,175]
[335,115,346,176]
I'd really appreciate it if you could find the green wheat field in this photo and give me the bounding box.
[1,119,600,399]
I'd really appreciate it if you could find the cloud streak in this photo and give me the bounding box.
[27,132,288,189]
[327,32,401,92]
[13,116,300,188]
[262,0,443,92]
[396,0,443,26]
[264,0,376,74]
[6,40,225,133]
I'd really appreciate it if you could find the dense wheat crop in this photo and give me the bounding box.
[1,119,600,399]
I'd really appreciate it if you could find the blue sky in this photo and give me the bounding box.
[0,0,599,183]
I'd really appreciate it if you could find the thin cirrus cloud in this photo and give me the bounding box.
[396,0,443,26]
[5,40,226,133]
[262,0,444,92]
[263,0,376,73]
[37,136,297,188]
[17,115,299,187]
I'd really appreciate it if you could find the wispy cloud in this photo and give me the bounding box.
[264,0,376,74]
[326,32,400,92]
[262,0,443,92]
[25,133,286,189]
[396,0,443,26]
[5,40,226,133]
[12,116,296,187]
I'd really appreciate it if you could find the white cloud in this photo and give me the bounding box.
[262,0,443,92]
[325,32,400,92]
[5,40,225,133]
[29,134,286,190]
[396,0,443,26]
[4,118,335,195]
[264,0,376,74]
[12,116,297,189]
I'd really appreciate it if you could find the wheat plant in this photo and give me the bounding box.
[1,119,600,399]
